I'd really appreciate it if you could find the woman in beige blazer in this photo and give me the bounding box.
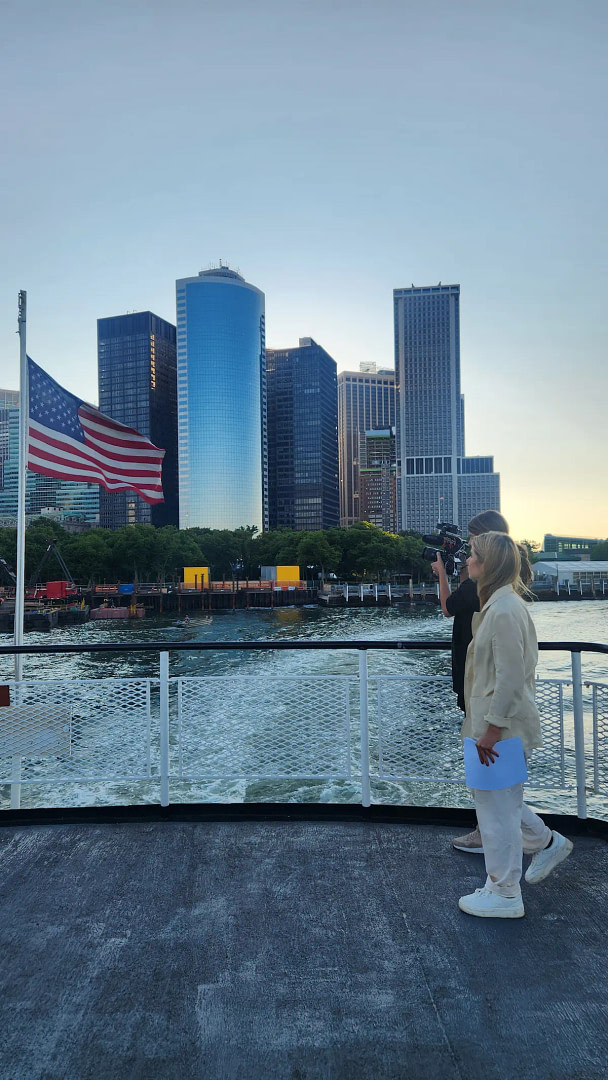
[458,531,573,919]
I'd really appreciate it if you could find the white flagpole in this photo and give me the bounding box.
[15,290,28,683]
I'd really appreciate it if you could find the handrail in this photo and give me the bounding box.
[0,637,606,820]
[0,639,607,656]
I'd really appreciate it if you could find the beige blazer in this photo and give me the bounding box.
[462,584,543,752]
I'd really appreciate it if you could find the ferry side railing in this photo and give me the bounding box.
[0,639,607,817]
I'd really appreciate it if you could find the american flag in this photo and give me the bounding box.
[27,358,165,504]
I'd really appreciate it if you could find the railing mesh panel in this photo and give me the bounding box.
[0,679,151,784]
[373,676,572,790]
[175,676,353,778]
[373,677,465,782]
[591,682,608,793]
[527,680,569,789]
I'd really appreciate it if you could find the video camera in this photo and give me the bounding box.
[421,523,467,576]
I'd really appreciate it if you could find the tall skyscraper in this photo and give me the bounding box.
[97,311,178,529]
[176,266,266,531]
[337,364,396,527]
[266,338,339,531]
[394,283,499,533]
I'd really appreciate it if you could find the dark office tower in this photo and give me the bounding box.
[337,364,396,527]
[97,312,178,529]
[266,338,339,531]
[394,283,499,533]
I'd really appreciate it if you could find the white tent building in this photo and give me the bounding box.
[533,561,608,590]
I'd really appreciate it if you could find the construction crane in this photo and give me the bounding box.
[0,556,17,586]
[27,539,75,588]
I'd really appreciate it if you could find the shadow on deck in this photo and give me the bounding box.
[1,815,607,1080]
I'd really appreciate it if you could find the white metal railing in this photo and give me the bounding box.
[0,641,606,818]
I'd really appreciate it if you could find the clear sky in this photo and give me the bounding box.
[1,0,606,545]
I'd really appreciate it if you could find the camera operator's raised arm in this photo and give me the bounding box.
[431,553,452,617]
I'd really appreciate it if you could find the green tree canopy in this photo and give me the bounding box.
[0,519,434,586]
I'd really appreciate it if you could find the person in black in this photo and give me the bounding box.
[443,566,479,713]
[432,510,511,853]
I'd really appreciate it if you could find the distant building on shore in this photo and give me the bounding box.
[540,534,602,560]
[0,388,20,489]
[97,311,178,529]
[533,561,608,588]
[176,266,267,531]
[359,428,397,532]
[0,393,100,529]
[266,338,339,531]
[337,364,396,528]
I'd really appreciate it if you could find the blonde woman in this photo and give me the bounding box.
[458,532,573,918]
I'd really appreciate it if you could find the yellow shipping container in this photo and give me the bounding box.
[275,565,300,583]
[183,566,209,588]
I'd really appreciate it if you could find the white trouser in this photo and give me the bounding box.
[473,785,553,898]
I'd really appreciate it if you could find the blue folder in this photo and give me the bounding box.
[464,736,528,790]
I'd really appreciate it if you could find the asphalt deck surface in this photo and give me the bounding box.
[1,819,607,1080]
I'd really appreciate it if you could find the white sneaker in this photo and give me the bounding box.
[459,887,525,919]
[525,831,573,885]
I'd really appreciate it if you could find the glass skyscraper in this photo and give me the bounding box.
[0,388,20,489]
[266,338,339,531]
[337,364,396,527]
[97,311,178,529]
[176,266,266,531]
[394,283,500,533]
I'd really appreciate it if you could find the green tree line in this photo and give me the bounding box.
[0,519,436,586]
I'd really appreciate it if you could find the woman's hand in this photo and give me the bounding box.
[476,724,502,766]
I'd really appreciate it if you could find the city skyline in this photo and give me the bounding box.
[1,0,606,543]
[0,262,601,545]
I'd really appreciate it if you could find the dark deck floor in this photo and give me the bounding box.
[1,818,607,1080]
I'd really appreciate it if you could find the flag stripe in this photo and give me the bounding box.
[79,410,165,452]
[28,458,164,502]
[30,422,164,469]
[78,404,154,438]
[28,438,163,482]
[81,424,165,458]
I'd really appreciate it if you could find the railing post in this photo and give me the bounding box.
[571,651,587,819]
[10,679,23,809]
[10,755,21,809]
[359,650,371,808]
[159,651,170,807]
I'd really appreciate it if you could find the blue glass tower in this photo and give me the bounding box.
[176,266,266,530]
